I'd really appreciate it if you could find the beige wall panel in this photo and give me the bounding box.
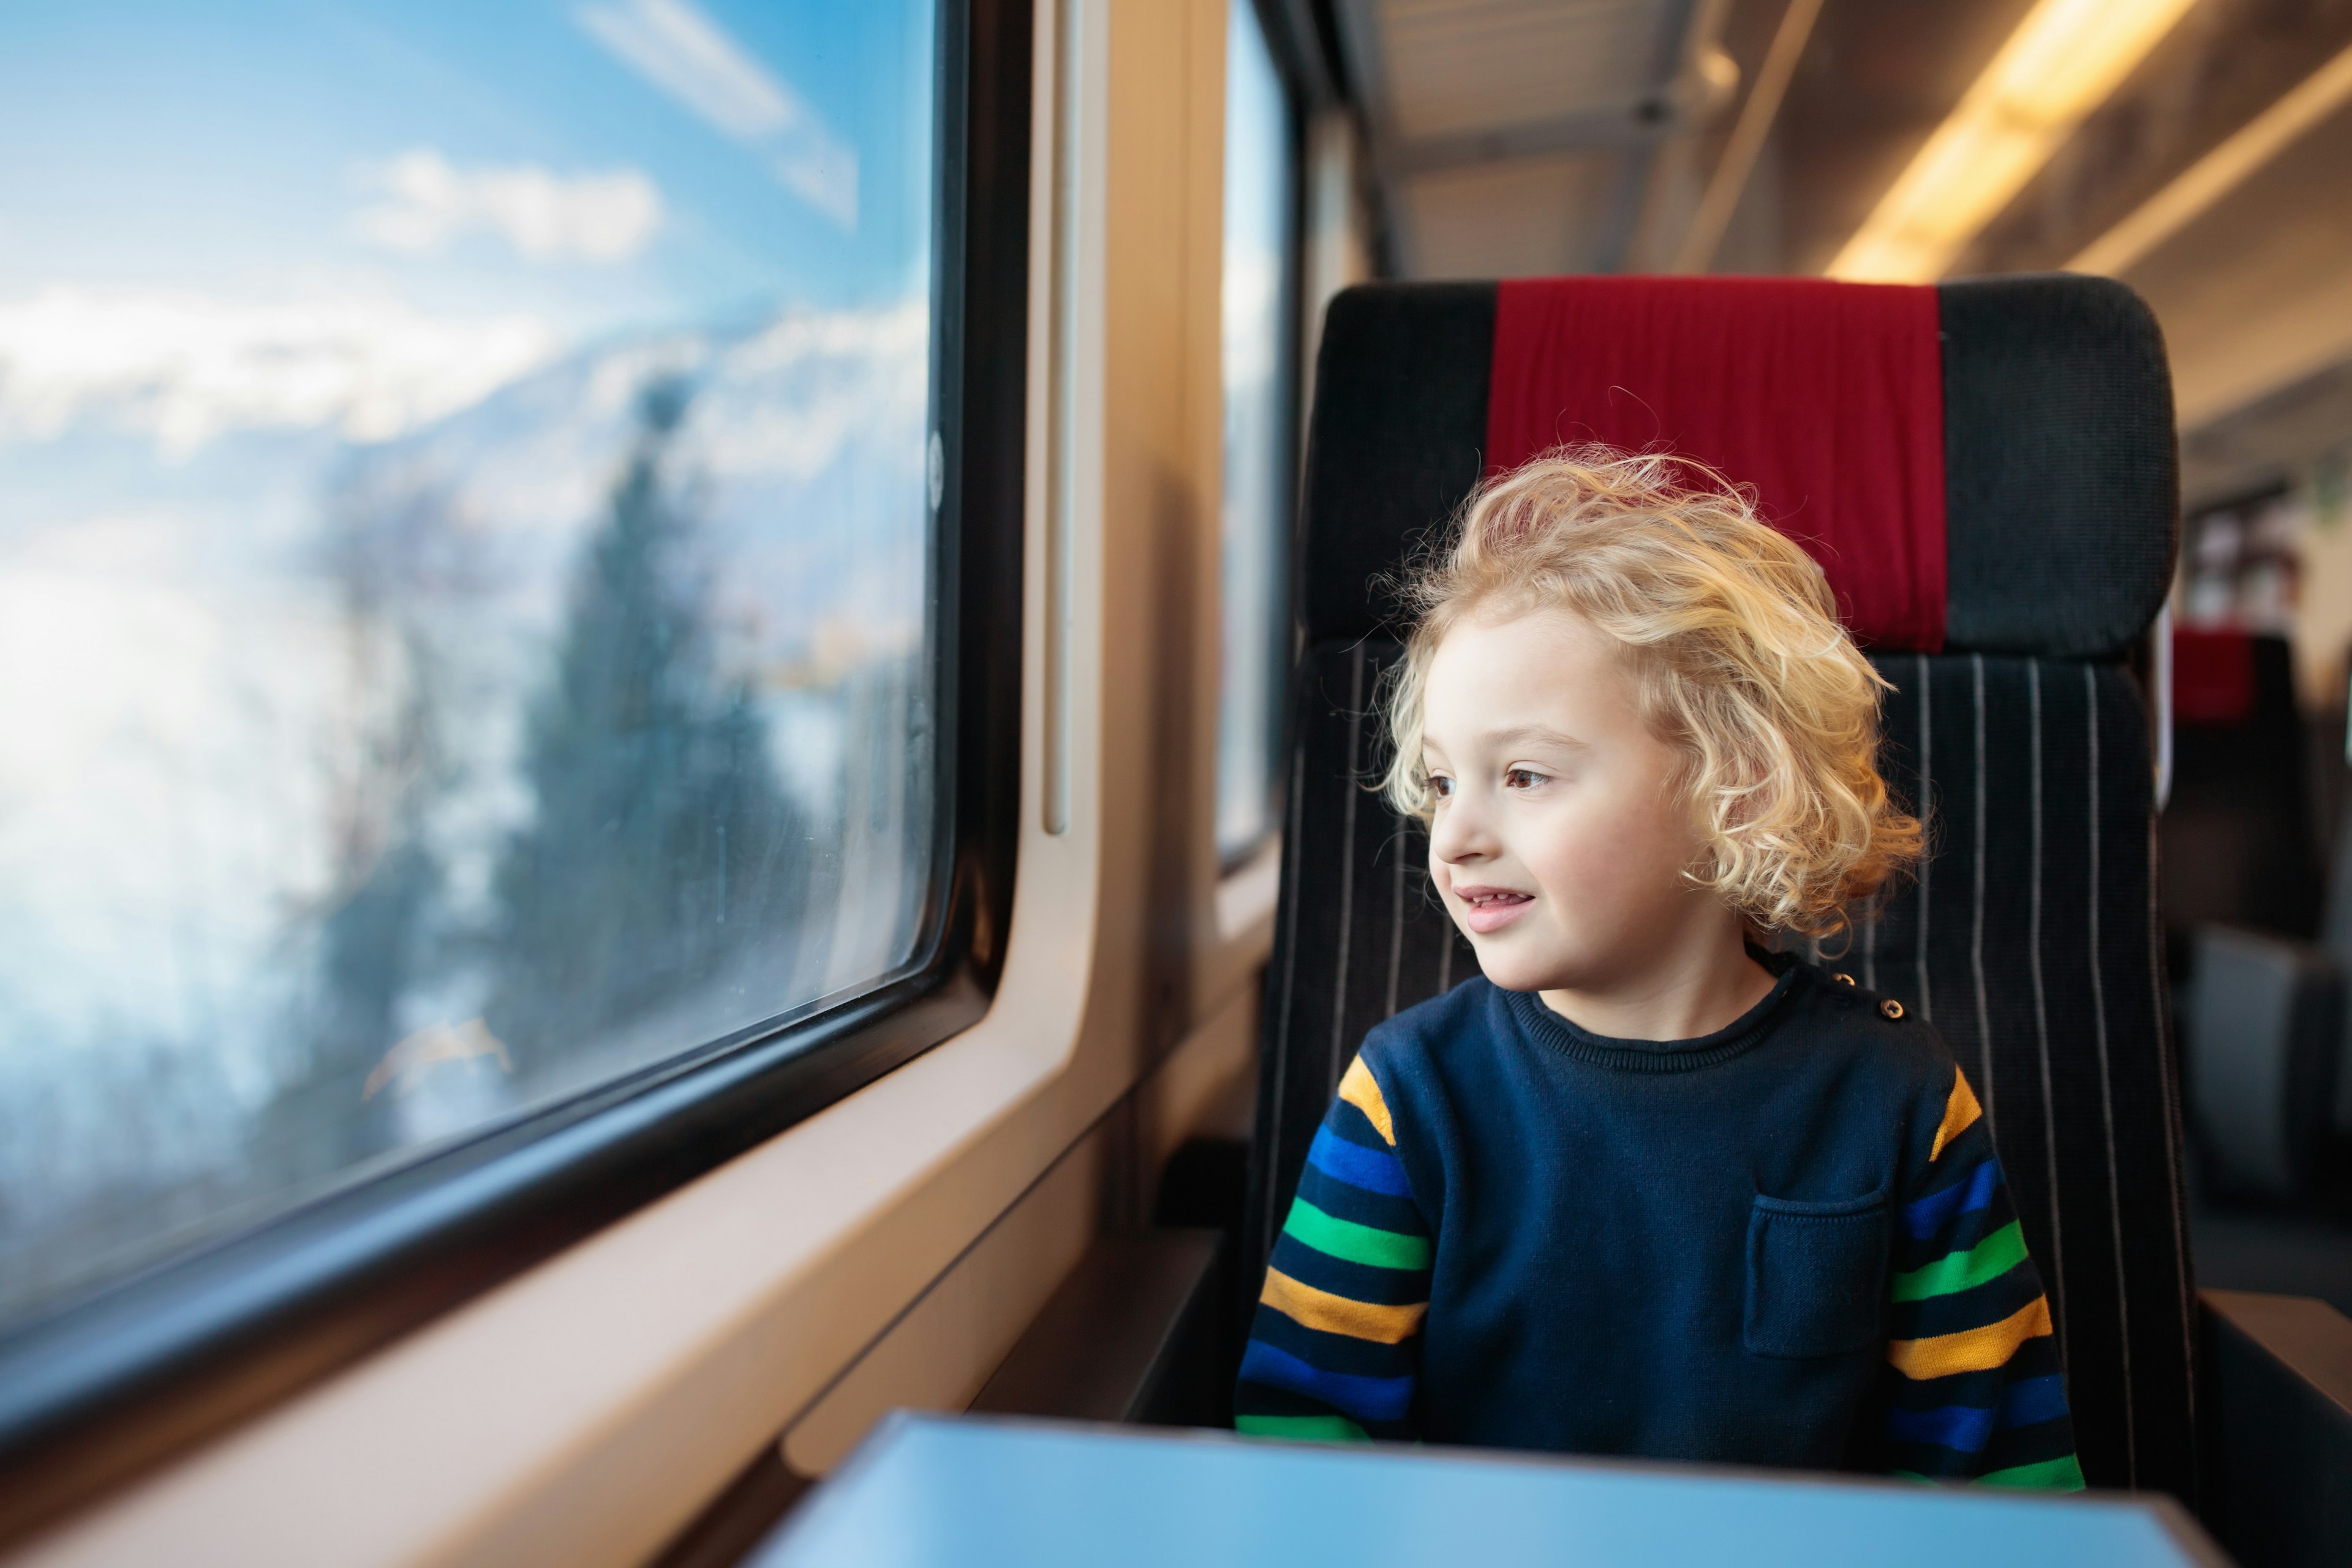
[775,974,1257,1474]
[782,1126,1106,1474]
[1138,973,1260,1172]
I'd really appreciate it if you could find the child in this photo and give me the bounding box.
[1234,447,2082,1489]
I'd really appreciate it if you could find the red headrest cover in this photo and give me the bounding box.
[1486,277,1948,650]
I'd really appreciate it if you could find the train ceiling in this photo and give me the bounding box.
[1331,0,1706,277]
[1306,0,2352,497]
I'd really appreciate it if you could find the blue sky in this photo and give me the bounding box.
[0,0,935,329]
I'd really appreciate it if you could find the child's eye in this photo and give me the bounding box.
[1428,774,1454,799]
[1504,767,1546,790]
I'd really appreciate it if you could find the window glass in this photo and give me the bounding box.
[1215,0,1297,863]
[0,0,939,1332]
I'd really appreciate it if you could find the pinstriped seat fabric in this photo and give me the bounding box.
[1247,276,2196,1497]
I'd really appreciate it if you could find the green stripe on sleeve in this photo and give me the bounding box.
[1978,1454,2086,1491]
[1283,1196,1432,1271]
[1893,1457,2086,1491]
[1891,1219,2030,1302]
[1235,1413,1374,1444]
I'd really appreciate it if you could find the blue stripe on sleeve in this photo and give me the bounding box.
[1882,1373,2070,1457]
[1885,1376,2072,1457]
[1306,1124,1414,1198]
[1901,1158,1998,1238]
[1996,1374,2071,1430]
[1238,1340,1415,1423]
[1888,1401,1995,1455]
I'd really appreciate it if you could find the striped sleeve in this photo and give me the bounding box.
[1883,1067,2085,1490]
[1234,1054,1431,1444]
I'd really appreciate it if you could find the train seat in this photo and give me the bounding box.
[2171,625,2351,1202]
[1247,274,2194,1493]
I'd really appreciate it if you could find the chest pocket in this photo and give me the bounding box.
[1743,1191,1887,1359]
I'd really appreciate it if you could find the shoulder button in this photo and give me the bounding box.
[1880,998,1905,1020]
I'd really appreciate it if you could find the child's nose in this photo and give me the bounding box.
[1430,802,1492,864]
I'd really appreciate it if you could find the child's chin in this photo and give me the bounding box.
[1466,935,1611,995]
[1468,951,1568,994]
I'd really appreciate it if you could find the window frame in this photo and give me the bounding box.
[0,0,1031,1544]
[1214,0,1310,874]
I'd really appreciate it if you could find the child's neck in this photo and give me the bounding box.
[1537,918,1778,1044]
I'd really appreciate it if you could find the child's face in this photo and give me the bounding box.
[1420,608,1719,997]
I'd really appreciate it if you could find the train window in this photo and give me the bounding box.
[0,0,976,1387]
[1214,0,1299,863]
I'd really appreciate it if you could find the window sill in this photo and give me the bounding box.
[10,818,1129,1568]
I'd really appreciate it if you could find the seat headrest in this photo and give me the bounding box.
[1300,274,2178,659]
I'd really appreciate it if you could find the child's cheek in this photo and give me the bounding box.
[1534,793,1690,923]
[1532,798,1643,895]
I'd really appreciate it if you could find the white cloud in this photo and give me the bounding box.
[354,149,662,263]
[0,286,559,455]
[576,0,858,229]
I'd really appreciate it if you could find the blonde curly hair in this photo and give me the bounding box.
[1379,445,1922,941]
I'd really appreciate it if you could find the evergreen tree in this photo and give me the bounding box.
[487,380,802,1063]
[261,470,461,1182]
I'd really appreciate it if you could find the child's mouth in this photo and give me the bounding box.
[1453,885,1533,934]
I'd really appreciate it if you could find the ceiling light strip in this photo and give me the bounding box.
[1826,0,2201,283]
[2068,39,2352,276]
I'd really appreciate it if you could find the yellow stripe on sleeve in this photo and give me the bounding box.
[1260,1267,1427,1344]
[1929,1068,1983,1162]
[1887,1294,2054,1380]
[1338,1056,1396,1147]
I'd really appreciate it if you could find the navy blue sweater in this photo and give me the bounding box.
[1235,956,2083,1487]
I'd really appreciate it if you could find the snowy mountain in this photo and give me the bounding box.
[0,293,937,1320]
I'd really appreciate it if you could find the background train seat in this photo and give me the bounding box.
[1245,275,2192,1495]
[2166,624,2348,1203]
[2163,627,2323,953]
[2185,821,2352,1206]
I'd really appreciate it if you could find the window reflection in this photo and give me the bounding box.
[0,0,938,1329]
[1216,0,1297,862]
